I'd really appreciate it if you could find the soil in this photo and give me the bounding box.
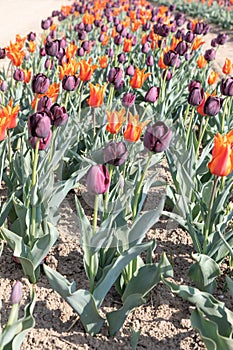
[0,2,233,350]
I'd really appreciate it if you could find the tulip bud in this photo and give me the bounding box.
[45,39,60,57]
[41,18,52,30]
[0,80,7,92]
[175,13,185,27]
[122,92,136,108]
[37,96,52,111]
[184,31,195,43]
[118,53,126,64]
[31,73,50,94]
[28,111,51,138]
[220,77,233,96]
[85,24,93,33]
[81,40,91,52]
[11,281,22,304]
[40,47,46,57]
[162,69,173,81]
[144,121,172,153]
[77,47,85,57]
[146,55,154,67]
[126,65,135,76]
[106,48,114,57]
[163,50,180,67]
[216,33,228,45]
[114,35,123,45]
[211,38,218,48]
[108,67,123,85]
[194,22,205,35]
[62,75,80,91]
[29,130,52,150]
[142,43,150,54]
[144,86,160,103]
[0,48,6,59]
[103,141,128,166]
[204,96,223,116]
[27,32,36,41]
[188,87,204,106]
[204,49,216,62]
[175,41,189,56]
[86,164,110,195]
[13,68,25,82]
[50,103,69,126]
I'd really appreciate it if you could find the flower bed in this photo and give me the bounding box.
[0,1,233,349]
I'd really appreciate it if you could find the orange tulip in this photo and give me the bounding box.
[59,59,79,80]
[208,71,219,85]
[79,59,98,82]
[0,111,8,141]
[197,55,207,69]
[222,58,232,75]
[130,67,151,89]
[87,83,107,108]
[192,37,205,51]
[31,83,60,109]
[27,41,36,53]
[123,38,133,53]
[101,34,110,46]
[158,54,167,69]
[98,56,108,69]
[82,12,95,25]
[208,131,233,176]
[23,69,31,84]
[106,108,126,134]
[0,99,20,131]
[66,43,78,59]
[123,113,149,142]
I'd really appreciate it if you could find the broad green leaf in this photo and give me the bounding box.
[43,264,104,335]
[226,276,233,298]
[107,294,145,337]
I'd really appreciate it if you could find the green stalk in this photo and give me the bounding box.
[183,103,190,126]
[107,84,115,109]
[89,194,99,293]
[30,139,40,246]
[103,164,113,220]
[221,96,229,133]
[185,106,195,147]
[7,129,12,174]
[195,116,209,159]
[203,176,219,254]
[77,81,83,122]
[64,90,69,110]
[5,304,19,328]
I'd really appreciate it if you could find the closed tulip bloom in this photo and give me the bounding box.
[124,113,149,142]
[0,48,6,59]
[184,31,195,43]
[114,35,123,45]
[208,131,233,176]
[163,50,180,67]
[142,43,150,54]
[211,38,218,48]
[11,281,22,304]
[220,77,233,96]
[40,47,46,57]
[32,73,50,94]
[41,18,52,30]
[0,80,7,92]
[146,55,154,67]
[204,96,223,116]
[162,69,173,81]
[81,40,91,52]
[44,58,54,70]
[216,33,228,45]
[62,75,79,91]
[28,111,51,138]
[222,58,232,75]
[204,49,216,62]
[27,32,36,41]
[108,67,123,85]
[50,103,68,126]
[194,22,205,35]
[144,86,160,103]
[144,121,172,153]
[175,41,189,56]
[37,96,52,111]
[118,53,126,64]
[130,66,151,89]
[13,68,25,82]
[77,47,85,57]
[86,164,110,195]
[45,39,60,57]
[29,130,52,150]
[126,65,135,76]
[188,87,204,106]
[88,83,107,108]
[104,141,128,166]
[122,92,136,108]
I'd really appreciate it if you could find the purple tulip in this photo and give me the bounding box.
[50,103,69,126]
[184,31,195,43]
[220,77,233,96]
[114,35,123,45]
[106,48,114,57]
[0,80,7,92]
[0,48,6,59]
[78,31,87,41]
[108,67,123,85]
[37,96,52,111]
[194,22,205,35]
[85,24,93,33]
[103,141,128,166]
[163,50,180,67]
[204,48,216,62]
[216,33,228,45]
[175,13,185,27]
[45,39,60,57]
[86,164,110,195]
[77,47,85,57]
[204,96,223,116]
[144,121,172,153]
[188,87,204,106]
[146,55,154,67]
[31,73,50,94]
[62,75,79,91]
[162,69,173,81]
[27,32,36,41]
[41,18,52,30]
[211,38,218,47]
[122,92,136,108]
[175,41,189,56]
[13,68,25,82]
[144,87,160,103]
[40,47,46,57]
[11,281,22,304]
[118,53,127,64]
[126,65,135,76]
[142,43,150,54]
[29,130,52,150]
[28,111,51,138]
[81,40,91,52]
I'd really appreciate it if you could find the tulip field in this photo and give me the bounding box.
[0,0,233,349]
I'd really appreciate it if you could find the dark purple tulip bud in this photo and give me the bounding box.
[118,53,126,64]
[78,31,87,41]
[170,23,177,33]
[45,39,60,57]
[47,31,56,41]
[50,103,69,126]
[113,17,120,26]
[162,69,173,81]
[37,96,52,111]
[158,17,164,24]
[175,13,185,27]
[28,111,51,138]
[94,19,102,27]
[116,23,123,33]
[44,58,54,70]
[194,22,205,35]
[41,18,52,30]
[142,43,150,54]
[122,92,136,108]
[29,130,52,150]
[158,24,171,37]
[169,4,176,11]
[59,37,67,49]
[0,48,6,59]
[126,65,135,76]
[11,281,22,304]
[32,73,50,94]
[0,80,7,92]
[146,55,154,67]
[132,36,137,46]
[85,24,93,32]
[142,22,151,31]
[184,31,195,43]
[40,47,46,57]
[204,96,224,116]
[220,77,233,96]
[115,79,124,90]
[108,67,123,85]
[77,47,85,57]
[101,25,108,32]
[188,87,204,106]
[62,75,80,91]
[175,29,185,40]
[78,22,85,31]
[114,35,123,45]
[99,33,105,42]
[27,32,36,41]
[52,10,60,17]
[104,141,128,166]
[216,33,228,45]
[13,68,25,82]
[107,15,113,23]
[121,28,128,38]
[175,41,189,56]
[144,86,160,103]
[81,40,90,52]
[163,50,180,67]
[185,53,191,61]
[202,24,210,36]
[144,121,172,153]
[86,164,110,195]
[211,38,218,47]
[188,80,202,91]
[204,48,216,62]
[187,20,193,30]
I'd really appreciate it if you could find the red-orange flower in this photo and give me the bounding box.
[98,56,108,69]
[208,71,219,85]
[66,43,78,59]
[23,69,31,84]
[0,99,20,132]
[208,130,233,176]
[79,59,98,82]
[196,92,209,116]
[106,108,126,134]
[87,83,107,108]
[197,55,207,69]
[0,111,8,141]
[59,59,79,80]
[31,83,60,109]
[27,41,36,53]
[123,38,133,53]
[130,67,151,89]
[222,58,232,75]
[123,113,149,142]
[192,37,205,51]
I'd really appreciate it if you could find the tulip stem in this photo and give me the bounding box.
[89,194,99,293]
[30,139,40,246]
[107,85,115,109]
[77,81,83,122]
[185,106,195,148]
[5,304,20,328]
[132,153,152,220]
[195,116,209,159]
[7,129,12,174]
[103,165,113,220]
[64,91,69,110]
[203,176,219,253]
[221,96,229,133]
